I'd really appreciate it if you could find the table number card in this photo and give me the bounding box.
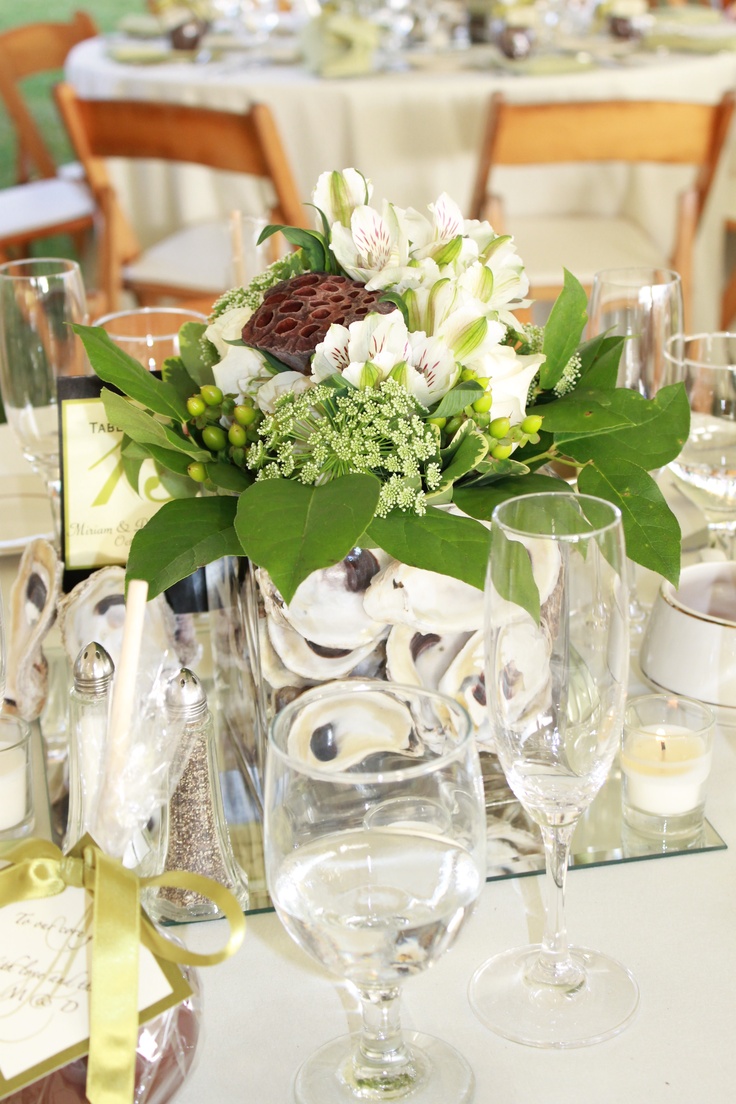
[58,377,173,573]
[0,882,189,1096]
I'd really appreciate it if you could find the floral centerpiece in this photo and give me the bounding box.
[76,168,687,744]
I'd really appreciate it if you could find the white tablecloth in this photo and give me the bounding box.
[66,38,736,330]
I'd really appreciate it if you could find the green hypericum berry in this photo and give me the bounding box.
[472,394,493,413]
[460,368,476,382]
[187,461,208,483]
[474,411,490,427]
[521,414,543,434]
[491,443,513,460]
[233,403,258,427]
[186,395,206,418]
[445,415,463,435]
[489,416,510,439]
[228,423,247,447]
[200,385,224,407]
[428,416,446,428]
[202,425,227,451]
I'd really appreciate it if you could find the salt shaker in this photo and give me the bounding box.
[64,641,114,852]
[148,668,249,921]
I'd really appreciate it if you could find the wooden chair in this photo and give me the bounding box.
[720,209,736,327]
[54,83,308,312]
[469,93,736,329]
[0,12,98,261]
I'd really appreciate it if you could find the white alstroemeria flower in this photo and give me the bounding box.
[313,311,411,386]
[330,202,409,285]
[481,235,530,311]
[312,168,371,229]
[439,304,506,368]
[257,371,312,414]
[404,332,460,406]
[481,347,545,425]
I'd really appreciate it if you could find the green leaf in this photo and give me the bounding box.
[379,291,409,327]
[126,496,242,597]
[206,462,253,493]
[162,356,198,406]
[367,507,491,591]
[234,475,381,603]
[559,384,690,468]
[120,435,143,494]
[178,322,216,387]
[101,389,211,461]
[453,472,570,520]
[490,528,540,623]
[258,348,299,375]
[431,428,488,497]
[539,270,588,390]
[431,381,484,419]
[156,464,200,499]
[259,225,327,272]
[540,387,638,437]
[577,333,626,390]
[73,324,189,422]
[454,456,530,488]
[577,459,681,584]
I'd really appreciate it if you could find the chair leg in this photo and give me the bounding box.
[722,270,736,329]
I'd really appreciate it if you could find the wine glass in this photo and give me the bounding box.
[265,679,487,1104]
[666,332,736,557]
[469,491,637,1048]
[0,258,88,544]
[93,306,208,372]
[588,267,684,642]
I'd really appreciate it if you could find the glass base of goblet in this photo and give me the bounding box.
[292,1031,475,1103]
[469,945,639,1049]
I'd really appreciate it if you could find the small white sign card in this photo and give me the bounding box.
[0,880,190,1096]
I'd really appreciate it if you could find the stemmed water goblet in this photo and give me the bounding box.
[265,679,487,1103]
[0,258,88,546]
[666,332,736,557]
[469,491,637,1048]
[588,266,684,642]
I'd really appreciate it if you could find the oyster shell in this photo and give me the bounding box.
[258,547,390,651]
[57,566,187,672]
[385,624,470,690]
[5,538,63,721]
[266,616,387,681]
[287,689,418,770]
[438,630,487,732]
[363,561,484,634]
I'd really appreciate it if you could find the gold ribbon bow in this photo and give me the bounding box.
[0,837,246,1104]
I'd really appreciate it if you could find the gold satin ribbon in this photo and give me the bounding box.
[0,838,246,1104]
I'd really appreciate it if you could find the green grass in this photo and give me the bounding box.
[0,2,146,190]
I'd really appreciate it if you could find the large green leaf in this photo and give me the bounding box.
[234,475,381,603]
[126,496,241,597]
[74,324,188,422]
[206,462,253,493]
[453,472,570,520]
[367,507,491,591]
[437,427,488,490]
[539,270,588,390]
[101,389,211,461]
[577,333,626,390]
[162,356,198,407]
[543,386,658,438]
[490,529,540,623]
[577,459,681,583]
[258,225,327,272]
[178,322,216,387]
[430,380,484,419]
[560,383,690,471]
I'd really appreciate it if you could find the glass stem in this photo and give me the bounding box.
[348,986,418,1096]
[45,475,62,552]
[527,822,585,991]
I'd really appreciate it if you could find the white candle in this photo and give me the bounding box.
[621,724,713,817]
[0,739,27,831]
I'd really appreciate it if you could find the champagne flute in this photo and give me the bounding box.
[0,258,88,545]
[265,679,487,1104]
[588,267,684,641]
[666,332,736,557]
[469,491,637,1048]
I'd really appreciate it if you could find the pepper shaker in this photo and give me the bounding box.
[64,641,114,853]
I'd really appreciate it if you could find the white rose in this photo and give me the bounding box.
[204,305,252,359]
[485,349,545,425]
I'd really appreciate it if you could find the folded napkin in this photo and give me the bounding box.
[300,11,381,78]
[641,31,736,53]
[492,51,597,75]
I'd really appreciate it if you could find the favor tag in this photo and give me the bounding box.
[0,878,189,1096]
[58,376,173,573]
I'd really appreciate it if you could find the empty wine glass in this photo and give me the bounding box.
[588,267,684,643]
[93,306,208,372]
[469,491,637,1048]
[265,680,487,1104]
[0,258,88,544]
[666,332,736,557]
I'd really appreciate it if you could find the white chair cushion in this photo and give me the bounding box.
[0,177,95,239]
[507,215,666,290]
[123,220,235,295]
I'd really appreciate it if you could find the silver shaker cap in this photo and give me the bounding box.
[165,668,208,722]
[73,641,115,695]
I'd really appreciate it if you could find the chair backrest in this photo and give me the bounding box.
[0,11,98,182]
[54,83,307,307]
[469,92,736,228]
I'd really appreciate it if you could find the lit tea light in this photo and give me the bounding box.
[622,695,715,838]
